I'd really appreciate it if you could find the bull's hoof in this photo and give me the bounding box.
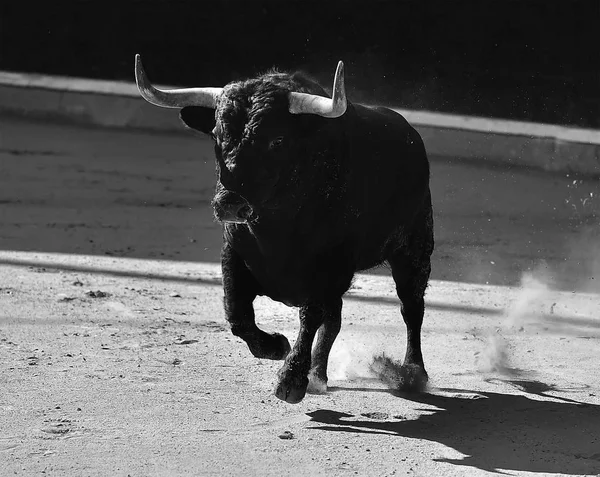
[247,332,291,360]
[396,363,429,392]
[307,370,328,395]
[274,374,309,404]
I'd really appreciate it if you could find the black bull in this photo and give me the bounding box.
[136,58,434,403]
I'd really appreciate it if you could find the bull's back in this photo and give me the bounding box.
[343,104,431,267]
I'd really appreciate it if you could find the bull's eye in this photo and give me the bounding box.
[269,136,285,150]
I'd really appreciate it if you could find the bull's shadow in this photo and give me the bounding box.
[308,383,600,475]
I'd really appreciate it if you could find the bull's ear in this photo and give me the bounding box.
[179,106,216,135]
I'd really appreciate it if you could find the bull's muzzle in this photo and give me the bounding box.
[213,191,254,224]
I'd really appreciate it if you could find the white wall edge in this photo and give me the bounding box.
[2,70,599,145]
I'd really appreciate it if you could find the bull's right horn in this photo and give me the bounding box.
[288,61,347,118]
[135,54,222,109]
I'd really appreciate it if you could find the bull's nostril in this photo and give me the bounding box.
[237,204,253,220]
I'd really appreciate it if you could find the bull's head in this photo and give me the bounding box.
[135,55,347,224]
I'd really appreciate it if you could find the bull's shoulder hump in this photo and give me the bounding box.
[349,104,420,140]
[351,104,410,126]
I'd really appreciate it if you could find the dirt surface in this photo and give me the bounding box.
[1,116,600,476]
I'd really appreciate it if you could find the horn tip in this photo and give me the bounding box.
[134,55,145,89]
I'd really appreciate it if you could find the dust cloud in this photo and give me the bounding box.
[475,222,600,375]
[475,267,552,376]
[327,340,374,382]
[328,340,430,392]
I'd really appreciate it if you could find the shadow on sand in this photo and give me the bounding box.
[308,382,600,475]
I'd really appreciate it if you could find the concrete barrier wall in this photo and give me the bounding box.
[1,72,599,177]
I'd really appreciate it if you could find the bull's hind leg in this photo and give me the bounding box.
[307,298,342,394]
[222,244,290,360]
[384,209,434,392]
[386,256,430,391]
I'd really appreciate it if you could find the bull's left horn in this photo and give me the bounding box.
[135,54,222,109]
[288,61,347,118]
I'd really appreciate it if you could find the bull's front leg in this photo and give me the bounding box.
[307,297,342,394]
[274,300,338,404]
[222,243,291,360]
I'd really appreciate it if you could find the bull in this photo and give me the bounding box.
[135,55,434,404]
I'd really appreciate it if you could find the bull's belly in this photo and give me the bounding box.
[243,256,342,307]
[247,255,388,306]
[233,248,356,307]
[252,272,312,307]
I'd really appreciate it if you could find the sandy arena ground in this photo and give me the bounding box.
[1,116,599,476]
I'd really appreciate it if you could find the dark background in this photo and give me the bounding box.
[2,0,598,128]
